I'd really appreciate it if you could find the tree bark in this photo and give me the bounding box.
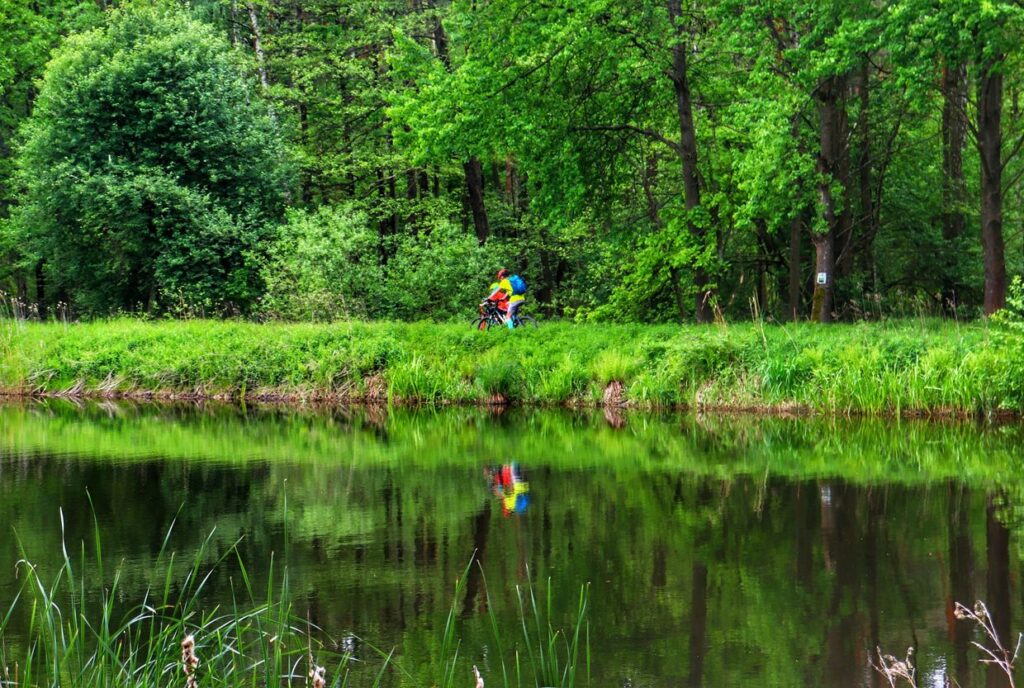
[667,0,712,323]
[978,64,1006,315]
[812,74,848,323]
[464,157,490,244]
[941,62,968,312]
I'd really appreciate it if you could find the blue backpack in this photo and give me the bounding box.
[508,274,527,296]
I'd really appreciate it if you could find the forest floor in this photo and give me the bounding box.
[1,318,1021,416]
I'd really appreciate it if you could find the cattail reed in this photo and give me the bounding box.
[309,662,326,688]
[181,634,199,688]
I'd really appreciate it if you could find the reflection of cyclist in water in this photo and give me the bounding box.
[484,463,531,517]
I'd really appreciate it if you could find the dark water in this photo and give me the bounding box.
[3,402,1024,687]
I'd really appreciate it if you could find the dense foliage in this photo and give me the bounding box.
[8,5,288,314]
[1,0,1024,321]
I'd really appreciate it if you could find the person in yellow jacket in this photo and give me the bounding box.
[485,268,525,329]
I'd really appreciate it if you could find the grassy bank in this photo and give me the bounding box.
[1,318,1023,414]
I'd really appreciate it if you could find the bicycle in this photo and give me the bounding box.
[472,301,538,330]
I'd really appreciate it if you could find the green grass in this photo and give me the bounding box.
[0,508,589,688]
[1,317,1023,414]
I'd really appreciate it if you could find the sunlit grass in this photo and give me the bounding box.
[0,317,1020,414]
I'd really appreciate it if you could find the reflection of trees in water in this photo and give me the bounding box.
[987,493,1011,688]
[3,404,1024,685]
[949,483,975,688]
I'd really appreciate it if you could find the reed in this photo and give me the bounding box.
[0,512,589,688]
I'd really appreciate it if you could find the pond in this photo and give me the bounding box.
[1,401,1024,687]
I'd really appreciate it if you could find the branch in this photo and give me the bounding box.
[490,40,571,97]
[1001,160,1024,192]
[1002,132,1024,172]
[570,125,682,155]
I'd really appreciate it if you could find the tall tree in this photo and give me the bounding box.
[14,4,289,313]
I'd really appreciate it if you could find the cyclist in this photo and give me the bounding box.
[482,274,510,318]
[484,269,525,329]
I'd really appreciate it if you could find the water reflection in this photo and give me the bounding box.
[485,463,531,517]
[0,402,1024,687]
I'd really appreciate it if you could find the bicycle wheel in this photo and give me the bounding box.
[473,317,490,331]
[516,315,538,328]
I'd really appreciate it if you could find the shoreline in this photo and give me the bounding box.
[2,318,1021,419]
[0,385,1016,421]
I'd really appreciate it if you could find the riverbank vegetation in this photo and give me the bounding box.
[2,318,1023,414]
[1,513,589,688]
[2,1,1024,323]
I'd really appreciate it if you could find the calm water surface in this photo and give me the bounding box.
[2,402,1024,687]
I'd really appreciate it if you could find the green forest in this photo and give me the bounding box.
[1,0,1024,323]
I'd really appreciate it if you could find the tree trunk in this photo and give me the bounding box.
[941,62,968,312]
[755,219,769,315]
[464,157,489,244]
[247,4,270,91]
[34,259,46,320]
[405,167,421,228]
[810,229,835,323]
[667,0,711,323]
[229,0,240,46]
[978,64,1006,315]
[812,75,847,323]
[505,155,520,216]
[788,212,802,321]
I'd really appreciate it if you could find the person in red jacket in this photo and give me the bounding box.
[485,269,525,328]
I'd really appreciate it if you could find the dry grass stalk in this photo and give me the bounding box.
[954,600,1023,688]
[472,665,484,688]
[181,634,199,688]
[870,646,916,688]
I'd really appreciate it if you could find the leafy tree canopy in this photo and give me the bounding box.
[13,2,290,314]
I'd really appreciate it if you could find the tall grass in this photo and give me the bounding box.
[1,317,1021,414]
[0,511,590,688]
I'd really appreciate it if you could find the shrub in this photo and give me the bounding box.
[14,5,288,314]
[261,206,385,320]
